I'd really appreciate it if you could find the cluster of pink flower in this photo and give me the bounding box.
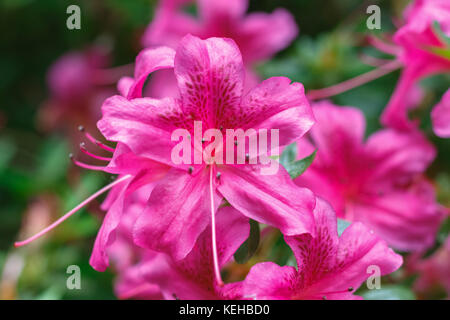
[18,0,449,299]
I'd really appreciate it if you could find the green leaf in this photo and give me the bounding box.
[427,21,450,60]
[36,285,64,300]
[234,219,260,264]
[0,137,15,172]
[280,142,297,167]
[285,150,317,179]
[360,285,415,300]
[433,21,450,47]
[337,218,351,236]
[35,137,69,188]
[429,46,450,60]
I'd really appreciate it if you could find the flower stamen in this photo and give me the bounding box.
[14,174,132,247]
[70,153,106,171]
[209,165,224,287]
[79,142,112,161]
[78,125,115,153]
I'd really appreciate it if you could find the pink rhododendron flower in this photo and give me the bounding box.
[380,0,450,130]
[39,47,113,135]
[142,0,298,96]
[406,236,450,299]
[414,237,450,298]
[295,102,445,251]
[98,34,316,284]
[16,35,316,287]
[144,0,298,63]
[431,89,450,138]
[240,198,403,300]
[137,206,249,300]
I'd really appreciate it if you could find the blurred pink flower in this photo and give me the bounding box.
[413,237,450,298]
[380,0,450,130]
[142,0,298,96]
[39,46,113,134]
[240,198,403,300]
[295,102,445,251]
[98,35,316,284]
[431,89,450,138]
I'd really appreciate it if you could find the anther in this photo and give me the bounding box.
[69,153,74,159]
[216,172,221,180]
[322,296,327,300]
[188,166,194,174]
[78,125,85,132]
[348,287,353,292]
[80,142,86,149]
[201,138,206,144]
[245,153,250,161]
[234,140,238,146]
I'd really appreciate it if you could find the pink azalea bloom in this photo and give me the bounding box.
[143,0,298,63]
[98,34,316,284]
[295,101,445,251]
[16,35,316,286]
[137,206,249,300]
[240,198,403,300]
[380,0,450,130]
[413,237,450,298]
[39,47,113,134]
[142,0,298,96]
[431,89,450,138]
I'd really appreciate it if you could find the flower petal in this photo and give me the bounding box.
[217,164,316,236]
[89,178,130,271]
[139,206,249,300]
[133,167,222,260]
[198,0,248,23]
[115,263,163,300]
[431,89,450,138]
[241,77,314,146]
[327,221,403,293]
[239,9,298,62]
[127,47,175,99]
[142,2,201,48]
[354,180,445,251]
[241,262,297,300]
[309,101,366,166]
[286,198,403,299]
[174,34,245,127]
[285,198,339,285]
[365,128,435,187]
[97,95,187,167]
